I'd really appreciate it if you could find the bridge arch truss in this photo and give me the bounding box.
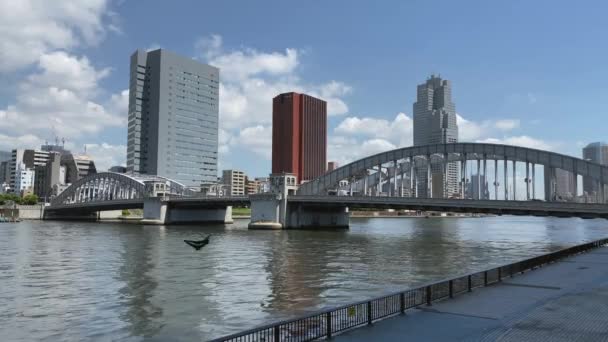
[298,143,608,203]
[51,172,192,206]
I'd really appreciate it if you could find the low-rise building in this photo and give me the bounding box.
[222,170,246,196]
[14,163,35,195]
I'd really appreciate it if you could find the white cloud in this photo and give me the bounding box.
[229,125,272,159]
[458,114,522,140]
[199,34,298,82]
[457,114,484,141]
[494,119,520,131]
[0,52,126,139]
[0,133,44,152]
[330,112,551,167]
[84,143,126,171]
[0,0,115,72]
[197,34,352,166]
[477,136,553,151]
[335,112,413,147]
[327,136,397,167]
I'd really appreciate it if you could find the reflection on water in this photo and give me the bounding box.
[0,216,607,341]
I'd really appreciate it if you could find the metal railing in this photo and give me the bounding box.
[210,237,608,342]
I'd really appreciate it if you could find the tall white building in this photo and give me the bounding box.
[126,48,220,188]
[413,75,459,197]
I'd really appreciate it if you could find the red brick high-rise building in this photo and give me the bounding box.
[272,92,327,183]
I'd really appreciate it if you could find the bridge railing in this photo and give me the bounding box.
[209,237,608,342]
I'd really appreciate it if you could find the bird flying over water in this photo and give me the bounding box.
[184,235,210,250]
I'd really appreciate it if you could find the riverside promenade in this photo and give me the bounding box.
[336,246,608,341]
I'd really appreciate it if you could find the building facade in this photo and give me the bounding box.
[34,152,64,200]
[62,154,96,184]
[222,169,246,196]
[126,48,220,187]
[9,149,50,193]
[272,92,327,183]
[0,150,10,163]
[413,75,459,198]
[109,166,127,173]
[14,163,35,195]
[582,142,608,201]
[327,161,338,172]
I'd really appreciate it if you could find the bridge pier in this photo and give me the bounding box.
[142,197,234,225]
[248,194,349,229]
[286,203,349,229]
[44,209,98,221]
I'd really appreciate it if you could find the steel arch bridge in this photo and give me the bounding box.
[298,143,608,203]
[50,172,194,206]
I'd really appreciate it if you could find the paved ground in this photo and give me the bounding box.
[335,247,608,342]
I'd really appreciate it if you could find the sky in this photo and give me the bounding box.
[0,0,607,177]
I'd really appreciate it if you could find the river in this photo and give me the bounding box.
[0,217,607,341]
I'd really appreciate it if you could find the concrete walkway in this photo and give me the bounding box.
[335,247,608,342]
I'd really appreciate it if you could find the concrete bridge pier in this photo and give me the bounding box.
[43,209,98,221]
[248,194,350,229]
[248,173,350,229]
[286,203,349,229]
[142,197,234,225]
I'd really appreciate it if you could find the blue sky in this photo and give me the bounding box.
[1,0,607,177]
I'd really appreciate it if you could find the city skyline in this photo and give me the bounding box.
[0,2,607,178]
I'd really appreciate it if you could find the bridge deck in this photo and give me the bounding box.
[288,196,608,219]
[335,246,608,341]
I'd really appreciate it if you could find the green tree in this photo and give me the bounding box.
[21,194,39,205]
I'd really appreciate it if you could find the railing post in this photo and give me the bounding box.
[274,325,280,341]
[400,293,405,314]
[449,280,453,298]
[367,301,372,325]
[468,275,472,292]
[326,312,332,339]
[426,286,432,306]
[484,271,488,286]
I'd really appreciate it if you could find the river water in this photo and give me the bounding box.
[1,217,607,341]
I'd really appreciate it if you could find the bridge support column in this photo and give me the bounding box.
[526,162,530,201]
[483,157,487,199]
[512,160,517,200]
[377,164,382,196]
[410,160,415,198]
[504,158,508,200]
[393,160,398,197]
[443,153,448,198]
[427,155,432,198]
[142,197,168,224]
[494,159,498,200]
[400,163,405,197]
[460,157,465,199]
[476,159,481,200]
[532,163,536,200]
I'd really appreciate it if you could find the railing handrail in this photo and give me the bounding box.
[210,237,608,341]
